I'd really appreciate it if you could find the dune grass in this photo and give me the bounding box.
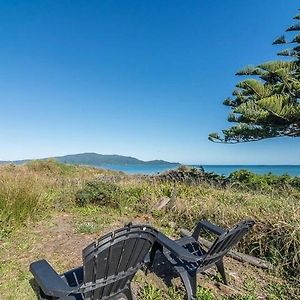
[0,160,113,237]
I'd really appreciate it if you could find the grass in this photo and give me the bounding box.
[0,160,299,299]
[0,160,113,237]
[196,287,215,300]
[137,281,215,300]
[72,205,130,233]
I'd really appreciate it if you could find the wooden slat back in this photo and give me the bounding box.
[202,220,254,268]
[82,224,157,299]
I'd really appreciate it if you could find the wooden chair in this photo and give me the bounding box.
[149,219,255,300]
[30,223,157,299]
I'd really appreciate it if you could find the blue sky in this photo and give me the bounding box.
[0,0,299,164]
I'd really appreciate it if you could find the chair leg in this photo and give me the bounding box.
[176,268,197,300]
[216,259,228,285]
[121,286,135,300]
[145,242,162,275]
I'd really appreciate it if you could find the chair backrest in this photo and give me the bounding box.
[202,220,254,268]
[81,224,157,299]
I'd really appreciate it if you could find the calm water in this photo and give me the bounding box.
[99,164,300,176]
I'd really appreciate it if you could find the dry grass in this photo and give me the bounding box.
[0,160,114,236]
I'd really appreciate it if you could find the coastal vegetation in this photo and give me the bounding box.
[209,11,300,143]
[0,160,299,299]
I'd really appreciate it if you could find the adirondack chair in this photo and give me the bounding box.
[30,224,158,300]
[149,219,255,300]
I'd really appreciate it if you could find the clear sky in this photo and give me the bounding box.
[0,0,299,164]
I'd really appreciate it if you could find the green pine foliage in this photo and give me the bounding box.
[209,11,300,143]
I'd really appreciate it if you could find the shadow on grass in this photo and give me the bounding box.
[147,252,178,287]
[29,278,41,299]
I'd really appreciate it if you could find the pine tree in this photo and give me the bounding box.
[209,12,300,143]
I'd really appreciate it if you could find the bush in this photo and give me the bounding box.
[75,180,120,207]
[229,169,300,190]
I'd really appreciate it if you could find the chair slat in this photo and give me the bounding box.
[107,241,126,277]
[126,239,145,269]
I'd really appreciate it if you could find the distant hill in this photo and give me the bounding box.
[0,153,179,167]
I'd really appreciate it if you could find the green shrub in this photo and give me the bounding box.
[289,176,300,189]
[75,180,120,207]
[229,169,300,190]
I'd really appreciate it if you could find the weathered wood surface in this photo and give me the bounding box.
[153,197,171,210]
[180,228,273,270]
[153,187,177,211]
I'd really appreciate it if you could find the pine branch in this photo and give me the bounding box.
[286,23,300,31]
[273,35,286,44]
[209,9,300,143]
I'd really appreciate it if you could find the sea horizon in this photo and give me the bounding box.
[98,164,300,176]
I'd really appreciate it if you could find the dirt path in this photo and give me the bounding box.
[7,211,152,270]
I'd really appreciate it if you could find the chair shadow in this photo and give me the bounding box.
[147,252,179,287]
[29,278,53,299]
[29,278,39,299]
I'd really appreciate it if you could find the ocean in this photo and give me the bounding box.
[99,164,300,176]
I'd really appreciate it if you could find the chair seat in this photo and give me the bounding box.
[163,236,206,273]
[61,267,84,299]
[39,267,84,300]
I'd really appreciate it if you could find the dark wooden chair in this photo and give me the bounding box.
[30,223,157,300]
[149,219,255,300]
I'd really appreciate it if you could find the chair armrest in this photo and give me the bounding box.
[192,220,226,240]
[156,232,201,262]
[30,260,76,297]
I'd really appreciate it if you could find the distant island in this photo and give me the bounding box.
[0,152,180,168]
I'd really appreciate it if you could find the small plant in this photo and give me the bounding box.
[138,283,163,300]
[75,221,99,234]
[196,287,215,300]
[266,283,289,300]
[243,276,257,295]
[223,295,257,300]
[166,286,184,299]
